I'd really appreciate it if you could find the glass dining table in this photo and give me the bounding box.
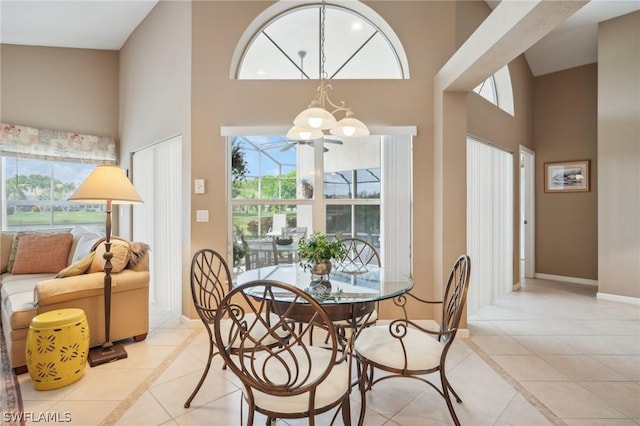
[234,263,414,325]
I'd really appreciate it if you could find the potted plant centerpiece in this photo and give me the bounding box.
[297,232,345,276]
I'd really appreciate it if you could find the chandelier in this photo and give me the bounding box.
[287,2,369,141]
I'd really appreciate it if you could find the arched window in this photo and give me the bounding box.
[232,2,408,80]
[473,65,514,116]
[473,74,497,104]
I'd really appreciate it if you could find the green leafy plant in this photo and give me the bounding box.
[297,232,345,270]
[231,140,248,182]
[233,242,248,267]
[232,225,249,267]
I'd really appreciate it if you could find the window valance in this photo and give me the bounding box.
[0,123,116,164]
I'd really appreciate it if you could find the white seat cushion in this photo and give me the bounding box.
[248,346,350,414]
[354,325,443,371]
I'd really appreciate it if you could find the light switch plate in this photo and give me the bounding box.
[196,210,209,222]
[194,179,205,194]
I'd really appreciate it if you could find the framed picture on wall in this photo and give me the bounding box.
[544,160,590,193]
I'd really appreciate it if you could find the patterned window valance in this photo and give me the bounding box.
[0,123,116,164]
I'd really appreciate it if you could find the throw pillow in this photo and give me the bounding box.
[56,252,95,278]
[10,232,74,274]
[128,242,151,267]
[6,232,23,272]
[89,239,131,274]
[71,232,102,263]
[67,226,89,265]
[6,230,69,272]
[1,232,14,273]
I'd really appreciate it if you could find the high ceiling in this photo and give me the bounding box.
[0,0,159,50]
[1,0,639,76]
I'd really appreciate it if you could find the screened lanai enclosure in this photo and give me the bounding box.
[229,134,381,271]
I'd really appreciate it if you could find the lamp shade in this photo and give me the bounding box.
[286,125,324,141]
[68,165,143,204]
[293,107,337,130]
[330,117,370,138]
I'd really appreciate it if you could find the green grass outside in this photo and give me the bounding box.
[7,211,104,226]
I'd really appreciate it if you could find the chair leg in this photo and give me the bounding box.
[447,381,463,403]
[358,360,369,426]
[440,371,461,426]
[341,395,352,426]
[365,363,374,389]
[184,341,216,408]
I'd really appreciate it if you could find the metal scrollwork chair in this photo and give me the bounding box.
[334,237,381,333]
[214,280,352,426]
[354,254,471,426]
[184,249,287,409]
[339,237,380,271]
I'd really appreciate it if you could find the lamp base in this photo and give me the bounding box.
[88,342,127,367]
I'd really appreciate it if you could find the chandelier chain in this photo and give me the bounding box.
[288,1,369,139]
[320,3,327,81]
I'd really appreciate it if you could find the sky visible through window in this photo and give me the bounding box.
[4,157,94,189]
[237,135,299,177]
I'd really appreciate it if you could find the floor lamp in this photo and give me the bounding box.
[68,165,143,366]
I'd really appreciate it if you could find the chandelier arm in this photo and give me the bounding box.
[318,83,350,116]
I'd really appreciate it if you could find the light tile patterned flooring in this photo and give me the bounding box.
[15,278,640,425]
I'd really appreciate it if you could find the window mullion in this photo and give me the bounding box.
[312,139,325,233]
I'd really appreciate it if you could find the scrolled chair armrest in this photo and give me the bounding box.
[388,318,457,340]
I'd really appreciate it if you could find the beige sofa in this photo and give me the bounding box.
[1,227,150,373]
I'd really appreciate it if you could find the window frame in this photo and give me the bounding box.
[230,1,410,80]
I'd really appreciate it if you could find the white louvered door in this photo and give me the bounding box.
[466,137,514,316]
[133,135,182,314]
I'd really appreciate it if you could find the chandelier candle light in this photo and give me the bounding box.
[287,2,369,141]
[68,165,143,366]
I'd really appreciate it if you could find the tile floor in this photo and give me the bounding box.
[15,277,640,425]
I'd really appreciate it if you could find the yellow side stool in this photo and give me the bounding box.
[26,308,90,390]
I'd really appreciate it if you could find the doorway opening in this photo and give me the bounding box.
[520,146,535,281]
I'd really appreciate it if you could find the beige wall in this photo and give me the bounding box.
[0,44,119,138]
[533,64,598,280]
[597,11,640,299]
[119,0,192,314]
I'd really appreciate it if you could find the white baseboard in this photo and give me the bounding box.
[596,292,640,305]
[181,315,202,328]
[534,273,598,287]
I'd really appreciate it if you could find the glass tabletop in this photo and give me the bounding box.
[234,263,413,304]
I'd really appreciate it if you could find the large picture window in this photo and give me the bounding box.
[1,157,102,232]
[230,134,381,271]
